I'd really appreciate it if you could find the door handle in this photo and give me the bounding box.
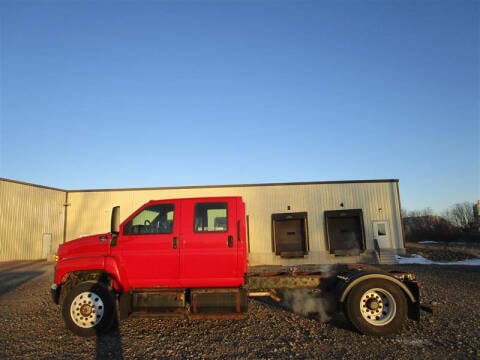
[228,235,234,248]
[173,237,178,249]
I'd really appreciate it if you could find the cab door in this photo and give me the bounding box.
[113,201,180,288]
[179,198,242,287]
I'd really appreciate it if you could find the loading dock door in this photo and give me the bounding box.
[272,212,308,258]
[325,210,365,255]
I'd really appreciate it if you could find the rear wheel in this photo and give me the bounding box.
[62,281,115,337]
[345,279,407,336]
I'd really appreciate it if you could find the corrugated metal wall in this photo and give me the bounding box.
[65,181,403,266]
[0,179,403,264]
[0,179,65,261]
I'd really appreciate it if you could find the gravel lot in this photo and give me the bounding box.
[0,260,479,360]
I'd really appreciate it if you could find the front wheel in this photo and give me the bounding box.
[62,281,115,337]
[345,279,407,336]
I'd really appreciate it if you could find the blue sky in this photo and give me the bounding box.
[1,0,478,212]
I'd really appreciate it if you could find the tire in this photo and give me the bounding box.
[345,278,407,336]
[62,281,116,337]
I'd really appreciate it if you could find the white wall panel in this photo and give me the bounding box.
[1,179,403,264]
[64,180,403,266]
[0,179,65,261]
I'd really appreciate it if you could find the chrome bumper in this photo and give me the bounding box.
[50,284,61,305]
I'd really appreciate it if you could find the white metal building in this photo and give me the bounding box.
[0,178,404,264]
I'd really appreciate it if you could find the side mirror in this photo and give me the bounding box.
[111,206,120,234]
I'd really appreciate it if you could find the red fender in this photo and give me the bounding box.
[55,256,130,293]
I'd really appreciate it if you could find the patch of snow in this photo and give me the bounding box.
[418,240,438,244]
[396,254,480,266]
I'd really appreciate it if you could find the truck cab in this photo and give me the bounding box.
[111,197,247,289]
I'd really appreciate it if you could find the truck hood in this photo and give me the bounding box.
[57,233,112,261]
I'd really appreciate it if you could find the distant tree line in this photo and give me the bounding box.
[402,202,480,243]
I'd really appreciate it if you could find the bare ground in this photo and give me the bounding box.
[406,241,480,262]
[0,260,479,359]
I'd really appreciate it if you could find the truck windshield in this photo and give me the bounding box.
[124,204,174,235]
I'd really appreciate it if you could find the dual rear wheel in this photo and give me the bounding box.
[345,279,407,336]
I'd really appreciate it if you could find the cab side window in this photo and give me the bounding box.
[194,202,228,232]
[124,204,174,235]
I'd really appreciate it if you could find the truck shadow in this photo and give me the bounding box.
[96,321,124,360]
[327,312,357,332]
[254,296,357,334]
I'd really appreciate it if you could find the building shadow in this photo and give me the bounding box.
[0,271,44,296]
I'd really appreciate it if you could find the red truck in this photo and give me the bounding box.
[51,196,421,337]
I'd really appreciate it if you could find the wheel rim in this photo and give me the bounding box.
[359,287,397,326]
[70,291,105,329]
